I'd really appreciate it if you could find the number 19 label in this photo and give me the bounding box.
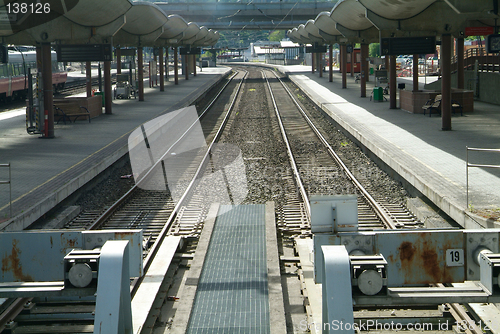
[446,249,464,266]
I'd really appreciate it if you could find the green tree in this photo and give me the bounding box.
[369,43,380,58]
[269,30,285,42]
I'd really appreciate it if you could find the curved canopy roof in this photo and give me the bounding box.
[195,30,219,47]
[0,0,219,47]
[160,14,190,44]
[288,0,500,45]
[179,22,202,43]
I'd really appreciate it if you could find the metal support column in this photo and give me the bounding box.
[441,34,452,130]
[322,245,354,334]
[365,49,369,82]
[154,50,158,86]
[350,48,354,77]
[360,43,368,97]
[312,52,315,73]
[86,61,92,97]
[165,47,169,81]
[329,44,333,82]
[413,54,419,91]
[104,61,112,114]
[193,55,197,76]
[341,44,347,88]
[42,43,54,138]
[389,55,397,109]
[184,54,189,80]
[138,46,144,101]
[116,47,121,75]
[318,53,323,78]
[98,63,102,93]
[457,37,465,89]
[149,60,152,88]
[159,47,164,92]
[174,47,178,85]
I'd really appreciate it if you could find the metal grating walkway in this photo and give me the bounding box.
[187,204,270,334]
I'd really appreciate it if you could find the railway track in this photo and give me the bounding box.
[0,70,247,333]
[261,68,421,234]
[258,68,486,333]
[1,65,491,333]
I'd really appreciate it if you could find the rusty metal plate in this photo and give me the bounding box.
[376,230,465,286]
[1,230,143,283]
[1,231,83,283]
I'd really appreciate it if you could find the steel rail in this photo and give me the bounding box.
[89,71,239,231]
[0,298,32,332]
[267,69,397,230]
[262,70,311,220]
[276,71,397,229]
[136,70,247,290]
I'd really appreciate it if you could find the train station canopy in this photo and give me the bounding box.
[288,0,500,44]
[0,0,219,47]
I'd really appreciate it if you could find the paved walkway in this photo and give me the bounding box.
[0,67,231,230]
[187,204,271,334]
[274,65,500,228]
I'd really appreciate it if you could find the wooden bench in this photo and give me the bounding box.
[422,95,464,117]
[452,99,463,116]
[54,104,91,124]
[422,94,441,117]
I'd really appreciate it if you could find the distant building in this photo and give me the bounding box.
[250,40,304,65]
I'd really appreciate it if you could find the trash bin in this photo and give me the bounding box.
[373,87,383,101]
[95,92,104,106]
[369,68,374,75]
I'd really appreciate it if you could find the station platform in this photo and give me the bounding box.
[272,64,500,229]
[0,66,231,230]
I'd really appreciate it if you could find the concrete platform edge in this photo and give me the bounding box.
[132,236,182,334]
[0,145,128,231]
[265,201,287,333]
[0,69,230,231]
[295,238,321,334]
